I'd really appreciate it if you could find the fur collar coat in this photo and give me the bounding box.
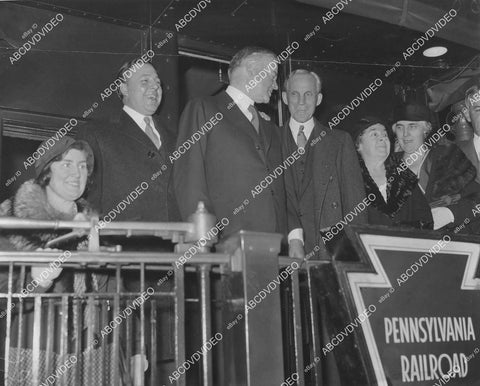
[359,154,418,218]
[358,154,433,228]
[418,140,478,202]
[0,179,92,251]
[395,140,480,232]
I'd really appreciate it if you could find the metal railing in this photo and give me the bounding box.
[0,215,324,386]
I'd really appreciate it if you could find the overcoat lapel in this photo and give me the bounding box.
[214,92,267,165]
[116,111,167,162]
[312,131,337,228]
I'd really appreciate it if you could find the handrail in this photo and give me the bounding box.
[0,251,231,265]
[0,217,194,238]
[0,214,316,385]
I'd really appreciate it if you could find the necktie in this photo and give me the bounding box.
[297,125,307,149]
[144,116,160,149]
[248,105,259,133]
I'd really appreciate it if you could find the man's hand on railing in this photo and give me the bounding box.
[31,248,63,288]
[289,239,305,259]
[130,353,149,386]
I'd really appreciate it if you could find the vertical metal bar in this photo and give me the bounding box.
[94,298,103,386]
[86,294,95,385]
[126,301,133,374]
[101,296,109,383]
[31,296,42,385]
[150,298,157,385]
[13,265,26,383]
[73,296,82,386]
[200,265,212,386]
[60,295,69,385]
[307,266,322,384]
[175,265,186,386]
[291,268,305,385]
[140,262,146,386]
[46,299,55,379]
[4,262,14,384]
[112,265,121,386]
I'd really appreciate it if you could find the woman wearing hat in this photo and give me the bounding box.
[0,136,99,384]
[1,136,147,385]
[393,103,480,232]
[0,136,95,283]
[350,116,433,228]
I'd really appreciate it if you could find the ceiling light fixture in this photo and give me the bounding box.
[423,46,448,57]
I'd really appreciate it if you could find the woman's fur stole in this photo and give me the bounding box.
[359,154,418,218]
[0,179,92,251]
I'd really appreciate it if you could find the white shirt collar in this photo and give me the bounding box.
[123,105,160,143]
[289,117,314,143]
[473,134,480,158]
[226,85,255,120]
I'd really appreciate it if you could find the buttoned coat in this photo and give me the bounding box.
[76,111,179,222]
[283,119,367,258]
[174,90,288,240]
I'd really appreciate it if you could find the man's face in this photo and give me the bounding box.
[393,120,429,154]
[246,54,278,104]
[282,73,322,123]
[121,63,162,115]
[466,89,480,136]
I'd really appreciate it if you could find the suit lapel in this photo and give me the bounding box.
[420,152,433,197]
[216,92,267,165]
[285,128,302,194]
[312,129,336,219]
[117,111,166,162]
[118,111,155,149]
[152,116,169,162]
[283,120,316,199]
[297,123,323,198]
[259,115,271,163]
[221,92,259,141]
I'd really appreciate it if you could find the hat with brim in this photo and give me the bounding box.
[34,136,94,178]
[392,103,431,123]
[349,116,386,142]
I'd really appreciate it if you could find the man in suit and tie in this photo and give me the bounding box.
[459,80,480,183]
[77,57,179,383]
[281,69,367,259]
[174,46,294,251]
[77,57,178,223]
[281,69,367,385]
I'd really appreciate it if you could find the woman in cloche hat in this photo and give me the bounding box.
[0,136,98,383]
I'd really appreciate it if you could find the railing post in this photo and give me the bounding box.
[221,231,285,386]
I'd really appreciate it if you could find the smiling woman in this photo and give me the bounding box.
[0,136,101,385]
[347,116,433,229]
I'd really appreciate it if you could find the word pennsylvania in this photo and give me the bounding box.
[385,316,475,344]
